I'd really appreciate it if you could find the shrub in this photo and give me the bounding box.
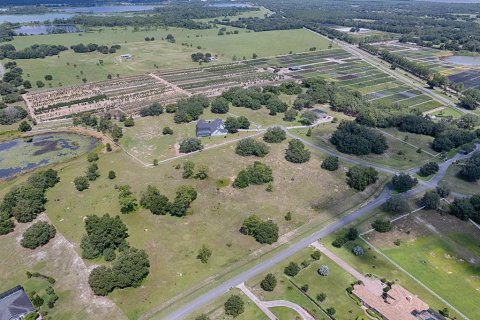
[284,211,292,221]
[346,227,359,240]
[372,219,392,233]
[317,265,329,276]
[103,248,116,262]
[162,126,173,135]
[0,214,14,235]
[419,162,439,177]
[436,185,450,198]
[179,138,203,153]
[383,195,410,214]
[311,250,321,260]
[224,295,244,317]
[346,166,378,191]
[19,120,32,132]
[284,262,300,277]
[197,245,212,263]
[392,173,418,192]
[108,170,116,179]
[326,307,336,316]
[124,117,135,127]
[233,162,273,188]
[74,176,89,191]
[301,284,309,292]
[240,215,278,244]
[139,102,163,117]
[87,152,99,162]
[321,155,339,171]
[183,160,195,178]
[21,221,56,249]
[235,138,270,157]
[352,245,364,256]
[332,237,348,248]
[421,191,440,209]
[140,185,170,215]
[285,139,310,163]
[260,273,277,291]
[211,96,229,114]
[316,292,327,302]
[263,127,286,143]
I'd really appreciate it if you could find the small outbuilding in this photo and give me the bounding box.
[196,119,228,137]
[0,286,35,320]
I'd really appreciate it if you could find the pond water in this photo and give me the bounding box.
[210,3,253,7]
[0,13,74,24]
[0,133,97,180]
[62,5,158,13]
[444,55,480,66]
[14,24,79,35]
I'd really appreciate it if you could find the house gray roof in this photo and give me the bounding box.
[196,119,227,136]
[0,286,35,320]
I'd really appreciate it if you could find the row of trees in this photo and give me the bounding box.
[70,43,121,54]
[0,43,68,60]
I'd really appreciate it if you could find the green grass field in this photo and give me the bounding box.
[440,163,479,195]
[382,236,480,319]
[7,27,331,88]
[0,130,384,319]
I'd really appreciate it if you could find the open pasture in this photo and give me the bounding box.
[1,135,386,319]
[7,27,332,88]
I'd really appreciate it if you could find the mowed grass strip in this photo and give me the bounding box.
[382,236,480,319]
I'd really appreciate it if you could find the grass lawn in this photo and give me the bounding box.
[192,288,270,320]
[381,236,480,319]
[246,249,329,320]
[0,130,384,319]
[440,163,479,196]
[270,306,302,320]
[9,27,332,88]
[292,255,364,320]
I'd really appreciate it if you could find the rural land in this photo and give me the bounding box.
[0,1,479,320]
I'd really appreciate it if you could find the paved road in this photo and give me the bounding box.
[162,142,479,320]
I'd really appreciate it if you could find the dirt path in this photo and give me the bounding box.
[4,213,126,319]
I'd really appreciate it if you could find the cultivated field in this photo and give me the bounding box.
[372,42,480,90]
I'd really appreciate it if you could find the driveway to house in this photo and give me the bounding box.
[236,283,314,320]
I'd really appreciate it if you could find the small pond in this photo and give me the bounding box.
[443,55,480,66]
[0,133,97,180]
[0,13,74,24]
[61,5,158,13]
[14,24,79,35]
[210,3,253,7]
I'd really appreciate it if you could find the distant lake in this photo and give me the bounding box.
[0,13,74,24]
[61,5,158,13]
[15,24,79,35]
[210,3,253,7]
[0,133,97,180]
[444,55,480,66]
